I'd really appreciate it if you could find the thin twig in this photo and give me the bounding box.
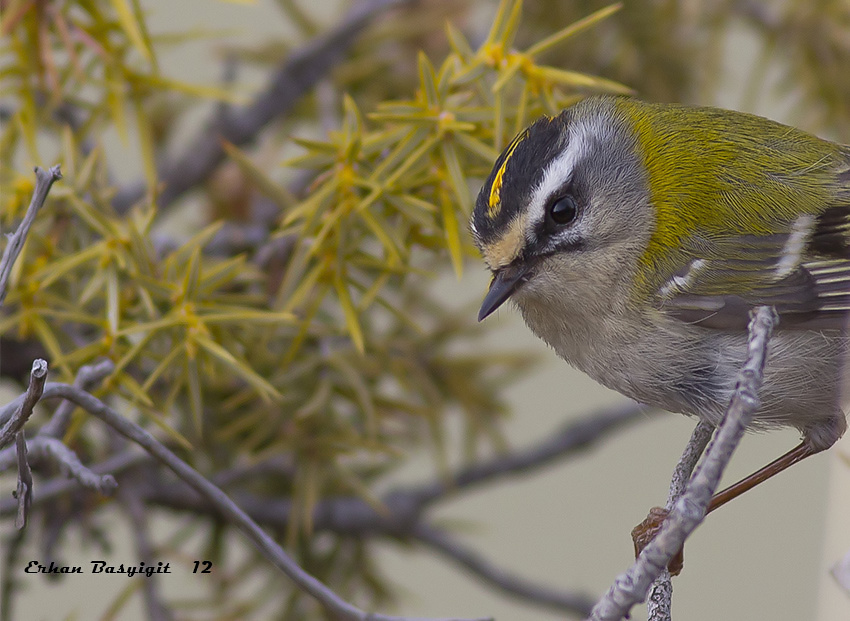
[0,165,62,306]
[111,0,414,213]
[664,421,715,508]
[0,451,149,516]
[0,359,48,450]
[646,421,714,621]
[40,357,114,438]
[13,433,32,529]
[0,358,105,428]
[588,306,777,621]
[40,506,72,576]
[0,529,25,621]
[405,403,649,510]
[0,436,117,494]
[120,475,173,621]
[414,524,595,617]
[31,383,489,621]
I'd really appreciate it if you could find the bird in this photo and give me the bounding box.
[470,95,850,516]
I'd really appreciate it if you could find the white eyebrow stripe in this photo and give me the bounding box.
[525,116,609,237]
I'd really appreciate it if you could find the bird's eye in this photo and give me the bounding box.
[548,195,578,226]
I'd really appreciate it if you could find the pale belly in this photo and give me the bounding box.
[516,298,848,450]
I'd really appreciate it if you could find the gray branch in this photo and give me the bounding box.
[0,436,117,495]
[119,477,173,621]
[664,422,715,509]
[0,528,25,621]
[0,359,110,431]
[40,357,114,438]
[0,451,149,515]
[588,306,777,621]
[0,360,48,450]
[111,0,414,213]
[22,383,489,621]
[646,420,714,621]
[414,524,595,617]
[406,403,648,510]
[0,166,62,306]
[0,360,116,517]
[13,433,31,529]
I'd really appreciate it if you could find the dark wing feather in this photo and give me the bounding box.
[661,202,850,331]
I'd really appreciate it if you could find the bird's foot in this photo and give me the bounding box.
[631,506,684,576]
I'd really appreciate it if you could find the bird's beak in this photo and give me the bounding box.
[478,266,530,322]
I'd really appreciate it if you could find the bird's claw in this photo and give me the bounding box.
[631,506,684,576]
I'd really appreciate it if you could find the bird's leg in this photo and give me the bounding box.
[707,441,817,513]
[631,441,821,575]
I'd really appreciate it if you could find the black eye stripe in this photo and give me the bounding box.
[525,236,584,262]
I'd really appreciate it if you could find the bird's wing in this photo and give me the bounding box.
[659,200,850,331]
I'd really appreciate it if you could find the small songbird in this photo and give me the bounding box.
[471,96,850,507]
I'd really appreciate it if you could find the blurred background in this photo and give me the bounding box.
[1,1,849,620]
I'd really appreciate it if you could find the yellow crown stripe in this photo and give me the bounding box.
[488,130,527,216]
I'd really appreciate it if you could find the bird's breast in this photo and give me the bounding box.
[513,286,848,439]
[513,286,714,410]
